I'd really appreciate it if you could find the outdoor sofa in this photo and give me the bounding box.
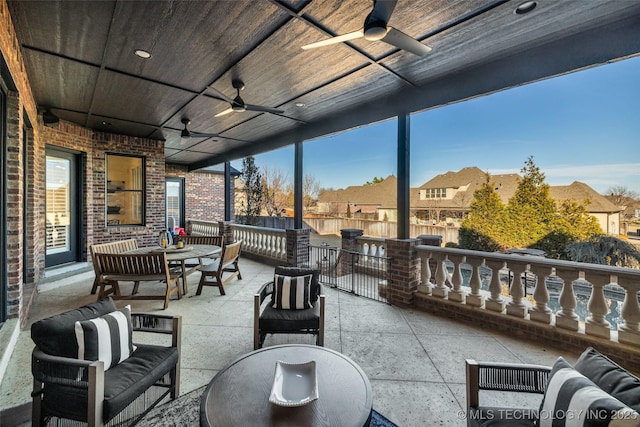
[466,347,640,426]
[31,297,181,426]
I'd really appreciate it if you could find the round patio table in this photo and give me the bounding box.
[200,344,373,427]
[125,244,221,294]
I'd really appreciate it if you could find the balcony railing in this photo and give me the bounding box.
[232,224,287,262]
[415,245,640,347]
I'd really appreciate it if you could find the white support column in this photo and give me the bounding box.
[617,276,640,346]
[432,254,449,298]
[465,257,485,307]
[585,272,612,340]
[529,265,552,324]
[417,252,432,294]
[448,255,466,302]
[555,268,580,331]
[485,259,506,312]
[506,262,528,318]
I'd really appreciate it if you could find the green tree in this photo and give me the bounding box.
[505,156,557,247]
[566,235,640,268]
[240,156,263,225]
[459,157,604,257]
[364,176,385,186]
[459,173,507,251]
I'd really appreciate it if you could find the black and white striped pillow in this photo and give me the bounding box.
[271,274,312,310]
[74,305,135,370]
[539,357,640,427]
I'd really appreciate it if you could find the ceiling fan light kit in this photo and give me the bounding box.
[210,79,283,117]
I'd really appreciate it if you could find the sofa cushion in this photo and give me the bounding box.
[271,274,312,310]
[274,266,320,303]
[574,347,640,413]
[42,344,179,423]
[74,305,135,370]
[31,297,117,358]
[539,357,639,427]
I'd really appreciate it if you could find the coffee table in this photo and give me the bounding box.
[200,344,373,427]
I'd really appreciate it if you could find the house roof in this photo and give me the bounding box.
[318,175,397,208]
[550,181,621,213]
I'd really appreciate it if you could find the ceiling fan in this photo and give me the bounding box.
[302,0,431,56]
[209,79,284,117]
[179,118,219,141]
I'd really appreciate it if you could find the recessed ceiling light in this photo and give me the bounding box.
[514,1,537,15]
[295,102,306,108]
[101,121,112,126]
[134,49,151,59]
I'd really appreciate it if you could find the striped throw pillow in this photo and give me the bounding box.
[539,357,640,427]
[74,305,135,370]
[271,274,312,310]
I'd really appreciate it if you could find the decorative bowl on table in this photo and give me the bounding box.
[269,360,318,407]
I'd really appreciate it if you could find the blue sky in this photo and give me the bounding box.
[233,55,640,195]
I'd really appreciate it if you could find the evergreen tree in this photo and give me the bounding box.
[240,156,263,225]
[505,156,557,247]
[459,173,507,251]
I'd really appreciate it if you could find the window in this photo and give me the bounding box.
[106,154,144,226]
[422,188,447,199]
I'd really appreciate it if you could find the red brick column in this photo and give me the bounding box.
[340,229,363,276]
[286,228,310,267]
[218,221,234,244]
[386,238,420,308]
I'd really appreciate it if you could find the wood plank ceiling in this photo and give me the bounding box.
[7,0,640,170]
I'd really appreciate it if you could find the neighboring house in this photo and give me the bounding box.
[316,175,397,220]
[412,167,520,223]
[550,181,621,235]
[317,166,622,235]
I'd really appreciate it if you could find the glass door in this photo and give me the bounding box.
[166,178,184,231]
[46,148,79,266]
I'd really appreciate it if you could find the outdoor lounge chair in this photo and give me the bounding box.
[254,266,325,350]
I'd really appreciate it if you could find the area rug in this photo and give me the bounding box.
[139,385,399,426]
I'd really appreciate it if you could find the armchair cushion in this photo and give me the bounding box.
[574,347,640,413]
[32,297,117,358]
[271,274,312,310]
[74,305,135,370]
[539,357,639,427]
[42,344,178,422]
[259,302,321,332]
[274,266,320,303]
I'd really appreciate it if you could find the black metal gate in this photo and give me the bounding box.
[308,244,390,303]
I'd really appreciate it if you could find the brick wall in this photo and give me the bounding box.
[166,164,235,222]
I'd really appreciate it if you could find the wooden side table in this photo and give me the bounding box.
[200,344,373,427]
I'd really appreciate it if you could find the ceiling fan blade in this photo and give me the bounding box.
[214,108,234,117]
[207,86,235,104]
[245,104,284,114]
[370,0,398,23]
[190,132,219,138]
[302,30,364,50]
[382,27,432,56]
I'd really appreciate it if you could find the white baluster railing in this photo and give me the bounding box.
[230,224,286,262]
[415,245,640,348]
[187,219,220,236]
[356,236,387,270]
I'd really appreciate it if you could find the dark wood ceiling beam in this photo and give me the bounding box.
[83,0,118,129]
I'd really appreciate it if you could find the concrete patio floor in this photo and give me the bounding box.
[0,257,581,426]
